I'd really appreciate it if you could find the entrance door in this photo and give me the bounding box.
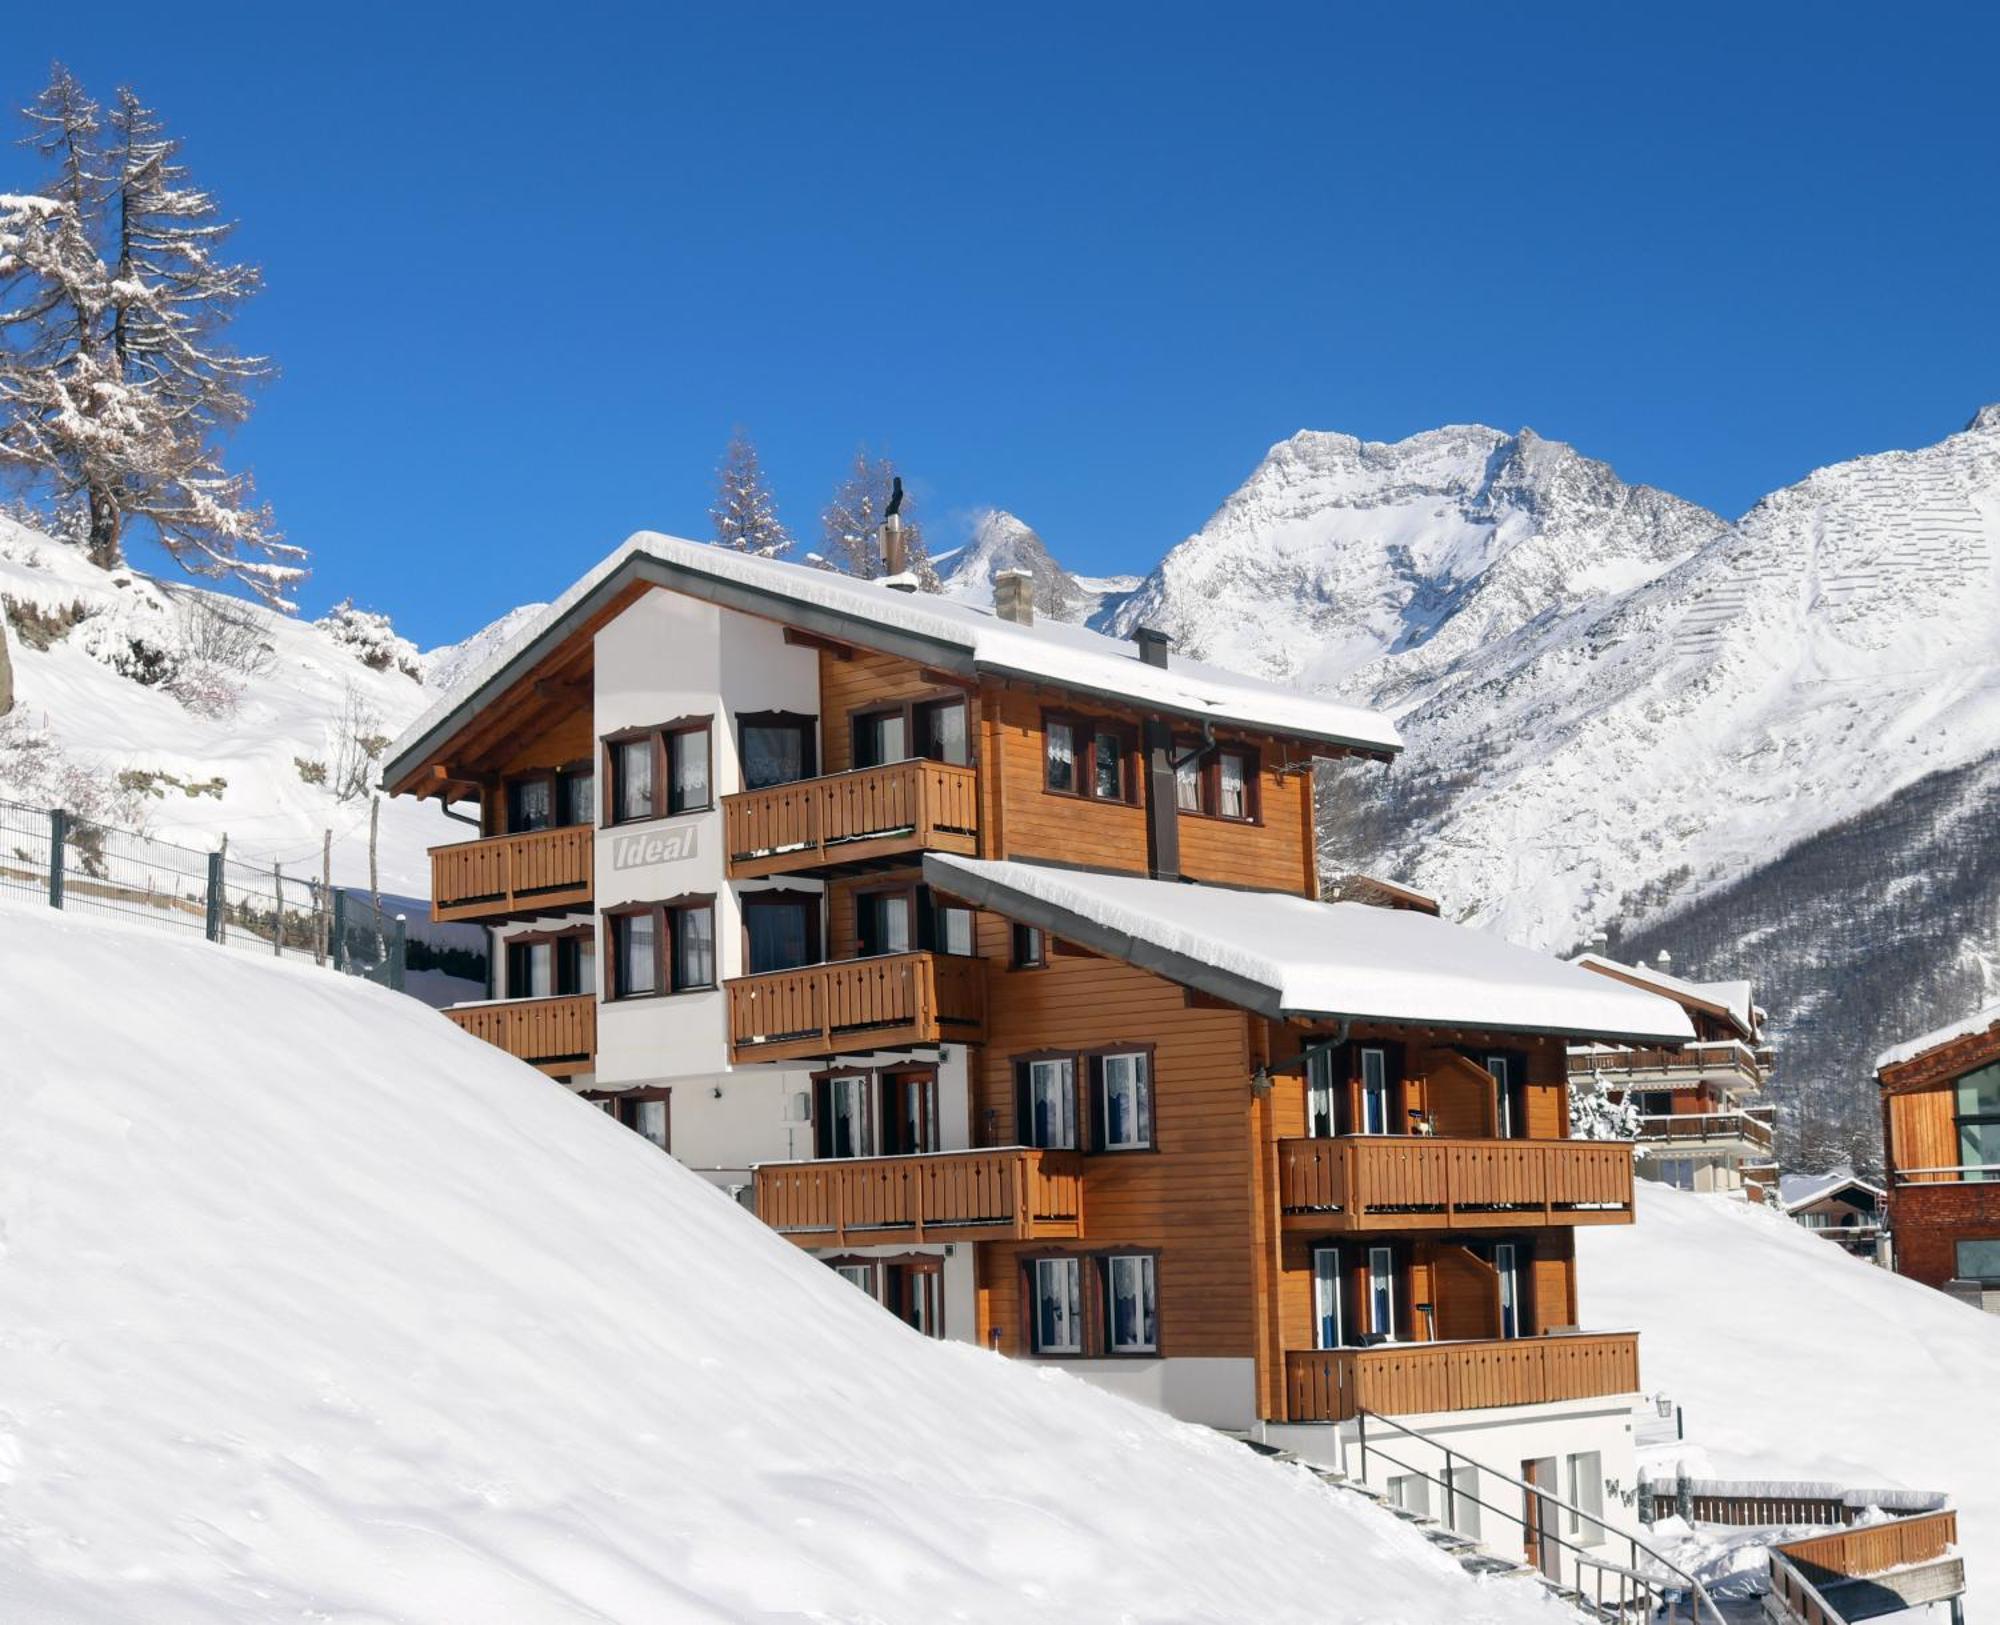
[1522,1457,1559,1581]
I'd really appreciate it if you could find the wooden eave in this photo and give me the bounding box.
[1879,1020,2000,1095]
[1575,960,1752,1042]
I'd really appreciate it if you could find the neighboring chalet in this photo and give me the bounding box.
[1567,953,1778,1201]
[382,531,1697,1560]
[1877,1003,2000,1316]
[1778,1170,1887,1264]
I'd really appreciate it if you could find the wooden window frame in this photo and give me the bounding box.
[602,894,717,1000]
[1024,1252,1089,1356]
[1019,1249,1166,1359]
[581,1086,671,1150]
[740,888,823,975]
[1013,1050,1082,1151]
[1101,1250,1162,1357]
[1085,1042,1159,1153]
[849,689,976,772]
[736,709,819,790]
[601,715,714,827]
[853,880,919,958]
[1010,922,1048,970]
[504,923,596,999]
[811,1067,879,1160]
[878,1063,942,1157]
[1041,709,1138,805]
[1169,736,1262,825]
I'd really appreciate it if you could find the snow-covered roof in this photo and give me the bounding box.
[924,856,1695,1042]
[1571,953,1757,1039]
[1779,1170,1883,1212]
[386,532,1400,785]
[1875,999,2000,1073]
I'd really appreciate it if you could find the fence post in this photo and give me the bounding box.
[47,808,66,908]
[331,889,347,972]
[273,863,285,957]
[1637,1469,1654,1526]
[390,912,407,993]
[1677,1468,1694,1524]
[205,851,223,941]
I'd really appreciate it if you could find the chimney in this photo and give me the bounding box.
[880,512,912,585]
[1656,948,1673,973]
[1133,626,1171,669]
[1589,927,1610,957]
[994,568,1034,625]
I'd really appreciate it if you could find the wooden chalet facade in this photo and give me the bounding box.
[383,530,1697,1540]
[1877,1008,2000,1314]
[1568,953,1778,1201]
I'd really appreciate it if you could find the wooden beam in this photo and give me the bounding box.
[785,626,856,660]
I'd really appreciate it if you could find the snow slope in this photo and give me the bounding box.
[0,898,1565,1625]
[1583,1184,2000,1594]
[939,507,1139,625]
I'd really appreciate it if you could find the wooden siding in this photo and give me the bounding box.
[725,950,986,1063]
[1886,1086,1959,1183]
[1276,1137,1634,1230]
[445,994,595,1076]
[429,826,593,923]
[818,649,965,775]
[972,918,1260,1360]
[1777,1511,1960,1596]
[755,1148,1082,1246]
[1284,1330,1640,1421]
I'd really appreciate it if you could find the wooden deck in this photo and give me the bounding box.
[1284,1331,1641,1422]
[1567,1040,1767,1089]
[444,993,596,1076]
[755,1147,1083,1245]
[1277,1136,1635,1230]
[429,825,593,923]
[726,950,986,1063]
[722,760,979,879]
[1634,1110,1775,1151]
[1772,1511,1964,1623]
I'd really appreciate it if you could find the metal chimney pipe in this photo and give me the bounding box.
[881,512,907,578]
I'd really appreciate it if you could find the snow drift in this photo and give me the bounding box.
[0,900,1561,1624]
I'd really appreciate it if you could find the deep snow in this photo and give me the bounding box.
[0,899,1565,1624]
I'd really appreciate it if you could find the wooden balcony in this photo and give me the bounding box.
[1567,1039,1764,1090]
[1285,1331,1641,1422]
[429,825,593,923]
[726,950,986,1064]
[722,760,979,879]
[1634,1111,1775,1152]
[755,1147,1083,1246]
[445,994,595,1076]
[1278,1137,1635,1231]
[1773,1511,1963,1624]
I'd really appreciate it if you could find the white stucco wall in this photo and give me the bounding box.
[1043,1358,1260,1430]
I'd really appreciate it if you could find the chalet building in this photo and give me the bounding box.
[383,531,1697,1556]
[1567,953,1778,1201]
[1777,1171,1887,1264]
[1877,1004,2000,1315]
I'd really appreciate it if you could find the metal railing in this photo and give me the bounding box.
[1354,1408,1726,1624]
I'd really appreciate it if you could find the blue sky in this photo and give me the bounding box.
[10,2,1998,643]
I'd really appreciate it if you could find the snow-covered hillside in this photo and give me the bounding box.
[0,517,517,894]
[0,899,1564,1625]
[1584,1184,2000,1597]
[940,508,1139,625]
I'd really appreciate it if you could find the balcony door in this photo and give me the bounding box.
[1311,1245,1345,1349]
[743,891,821,974]
[1360,1046,1392,1135]
[1307,1049,1338,1137]
[880,1067,941,1156]
[1487,1052,1529,1139]
[814,1072,875,1160]
[1493,1242,1522,1339]
[738,712,817,790]
[1367,1245,1397,1340]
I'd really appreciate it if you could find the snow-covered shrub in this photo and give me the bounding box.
[176,593,274,677]
[165,661,243,718]
[316,599,422,681]
[1569,1074,1640,1140]
[294,756,327,786]
[3,595,95,650]
[0,713,145,831]
[84,626,184,688]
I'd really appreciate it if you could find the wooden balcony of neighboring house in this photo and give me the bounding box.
[1771,1509,1964,1625]
[753,1147,1084,1247]
[444,993,596,1077]
[1284,1330,1642,1423]
[428,824,593,924]
[1277,1136,1636,1232]
[1568,1039,1766,1091]
[721,760,979,880]
[1631,1110,1775,1153]
[725,949,986,1064]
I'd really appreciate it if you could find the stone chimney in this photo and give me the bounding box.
[1589,927,1610,957]
[1656,948,1673,973]
[1132,626,1172,669]
[994,568,1034,625]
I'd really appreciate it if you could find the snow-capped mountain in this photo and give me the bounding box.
[940,508,1139,625]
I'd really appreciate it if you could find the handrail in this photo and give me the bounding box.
[1355,1408,1727,1625]
[1767,1546,1850,1625]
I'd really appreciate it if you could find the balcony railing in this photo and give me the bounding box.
[1633,1111,1774,1151]
[726,950,986,1064]
[430,825,593,923]
[445,993,595,1075]
[1568,1040,1765,1088]
[1285,1331,1641,1422]
[722,760,979,879]
[1277,1137,1635,1230]
[754,1147,1083,1245]
[1771,1510,1963,1624]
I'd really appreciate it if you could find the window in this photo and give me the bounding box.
[507,937,555,998]
[834,1261,876,1296]
[1033,1257,1083,1353]
[1174,749,1202,811]
[816,1072,875,1160]
[505,929,594,998]
[1043,713,1135,803]
[1307,1048,1338,1138]
[1956,1062,2000,1182]
[738,712,816,790]
[1368,1246,1396,1338]
[1494,1242,1521,1339]
[1011,923,1046,969]
[604,720,712,825]
[1169,740,1259,821]
[1656,1157,1696,1190]
[883,1258,944,1337]
[914,697,969,765]
[932,900,975,957]
[507,776,553,833]
[856,889,914,957]
[851,694,970,771]
[881,1068,940,1156]
[743,891,820,974]
[1565,1452,1605,1547]
[562,766,595,828]
[1361,1047,1391,1136]
[1021,1057,1078,1149]
[852,707,908,769]
[1956,1239,2000,1282]
[1449,1466,1481,1539]
[1217,750,1250,820]
[1312,1245,1344,1350]
[1487,1052,1525,1139]
[595,1090,670,1150]
[607,899,716,997]
[1106,1255,1158,1353]
[1097,1051,1153,1150]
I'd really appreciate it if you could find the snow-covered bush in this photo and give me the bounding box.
[80,622,184,689]
[316,599,421,681]
[3,595,94,650]
[176,593,274,677]
[1569,1074,1640,1140]
[165,662,243,718]
[0,713,144,831]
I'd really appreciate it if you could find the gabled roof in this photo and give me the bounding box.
[1875,999,2000,1073]
[1571,953,1758,1041]
[1779,1170,1884,1212]
[385,533,1401,790]
[924,856,1695,1043]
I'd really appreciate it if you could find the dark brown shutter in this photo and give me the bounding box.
[1086,1055,1106,1153]
[812,1077,832,1160]
[1014,1061,1033,1146]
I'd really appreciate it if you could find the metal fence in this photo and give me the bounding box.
[0,796,405,990]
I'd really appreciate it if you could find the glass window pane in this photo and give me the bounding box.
[835,1262,875,1295]
[563,770,595,826]
[938,905,974,957]
[616,913,657,996]
[1045,721,1075,792]
[615,739,653,822]
[747,899,812,974]
[1960,1118,2000,1179]
[627,1098,669,1149]
[1093,730,1122,799]
[742,723,808,789]
[670,728,710,811]
[1175,752,1202,811]
[1109,1255,1156,1352]
[508,778,552,832]
[1035,1258,1081,1352]
[1313,1247,1342,1349]
[674,904,715,989]
[576,936,597,995]
[920,700,969,765]
[1307,1049,1338,1137]
[1955,1238,2000,1280]
[1957,1063,2000,1115]
[1030,1059,1076,1149]
[1102,1052,1149,1148]
[1219,752,1248,818]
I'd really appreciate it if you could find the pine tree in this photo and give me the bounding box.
[709,429,792,557]
[0,66,303,607]
[819,447,941,590]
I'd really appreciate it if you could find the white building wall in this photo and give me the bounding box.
[1041,1358,1259,1430]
